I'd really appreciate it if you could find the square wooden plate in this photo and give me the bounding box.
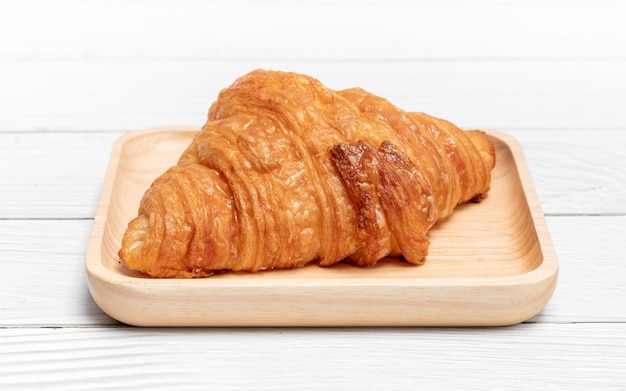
[86,128,558,326]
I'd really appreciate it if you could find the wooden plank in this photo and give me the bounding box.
[0,217,624,326]
[0,132,122,219]
[0,220,116,326]
[2,60,626,132]
[2,129,624,219]
[531,215,626,323]
[1,324,625,389]
[507,129,626,215]
[1,0,625,60]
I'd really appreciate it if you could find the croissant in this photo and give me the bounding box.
[119,69,496,278]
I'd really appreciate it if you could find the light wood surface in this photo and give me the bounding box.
[1,0,625,389]
[86,129,557,326]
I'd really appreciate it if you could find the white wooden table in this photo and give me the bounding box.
[1,1,625,389]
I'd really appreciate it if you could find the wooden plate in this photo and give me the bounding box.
[86,128,558,326]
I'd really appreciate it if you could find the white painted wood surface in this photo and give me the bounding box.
[1,0,625,389]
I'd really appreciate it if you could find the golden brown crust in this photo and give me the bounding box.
[119,69,496,278]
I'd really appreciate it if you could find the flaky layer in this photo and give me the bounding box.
[119,69,496,278]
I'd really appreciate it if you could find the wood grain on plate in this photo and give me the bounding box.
[86,128,558,327]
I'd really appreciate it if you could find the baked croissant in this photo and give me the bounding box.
[119,69,496,278]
